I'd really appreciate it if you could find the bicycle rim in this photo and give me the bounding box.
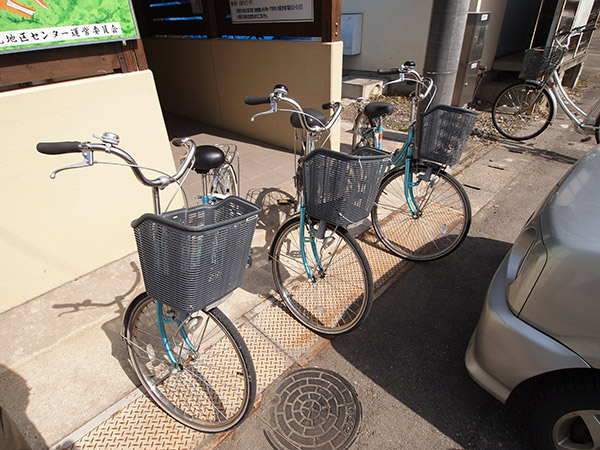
[352,112,376,149]
[123,294,255,432]
[492,83,553,140]
[270,216,373,335]
[372,165,471,261]
[211,163,238,197]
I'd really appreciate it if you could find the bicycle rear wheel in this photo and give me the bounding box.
[270,215,373,335]
[372,164,471,261]
[123,294,255,432]
[492,82,554,140]
[351,111,376,149]
[211,162,238,197]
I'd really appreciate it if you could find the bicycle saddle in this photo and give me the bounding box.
[290,108,327,129]
[364,102,394,119]
[193,145,225,174]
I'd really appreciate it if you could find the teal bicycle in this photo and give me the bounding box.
[245,86,390,335]
[353,62,479,261]
[37,134,258,432]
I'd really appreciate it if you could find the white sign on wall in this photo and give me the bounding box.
[229,0,313,24]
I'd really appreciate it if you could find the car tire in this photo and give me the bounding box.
[530,374,600,450]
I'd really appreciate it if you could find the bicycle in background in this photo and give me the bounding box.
[37,133,258,432]
[353,62,479,261]
[492,24,600,142]
[245,86,390,335]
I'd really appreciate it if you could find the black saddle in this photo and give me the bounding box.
[290,108,327,129]
[364,102,394,120]
[193,145,225,174]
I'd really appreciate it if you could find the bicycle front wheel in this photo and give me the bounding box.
[372,164,471,261]
[270,216,374,335]
[351,111,376,149]
[492,82,554,140]
[123,294,256,432]
[211,162,238,197]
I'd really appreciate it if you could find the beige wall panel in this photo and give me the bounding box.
[144,38,222,127]
[145,38,343,151]
[0,71,177,313]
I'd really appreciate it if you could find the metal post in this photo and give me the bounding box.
[422,0,470,109]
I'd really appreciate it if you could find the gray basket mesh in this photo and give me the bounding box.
[302,148,390,227]
[519,47,562,80]
[132,196,260,312]
[417,105,480,166]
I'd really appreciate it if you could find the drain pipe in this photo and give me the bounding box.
[421,0,470,110]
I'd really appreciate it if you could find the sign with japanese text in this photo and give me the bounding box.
[0,0,138,53]
[229,0,313,24]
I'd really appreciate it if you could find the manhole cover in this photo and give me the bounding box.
[264,368,361,450]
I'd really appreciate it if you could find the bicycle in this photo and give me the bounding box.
[352,62,478,261]
[37,133,259,432]
[492,24,600,142]
[244,86,390,335]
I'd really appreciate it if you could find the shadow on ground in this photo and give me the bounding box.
[327,235,534,450]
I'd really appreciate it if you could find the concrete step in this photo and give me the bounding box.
[342,76,385,99]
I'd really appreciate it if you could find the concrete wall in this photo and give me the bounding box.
[341,0,508,76]
[144,38,344,152]
[0,71,178,313]
[341,0,433,73]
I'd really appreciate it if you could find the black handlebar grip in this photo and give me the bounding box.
[244,96,271,105]
[37,141,82,154]
[377,68,401,75]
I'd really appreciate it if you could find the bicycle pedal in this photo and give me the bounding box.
[581,136,592,142]
[277,199,294,206]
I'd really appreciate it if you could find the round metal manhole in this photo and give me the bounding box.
[264,367,361,450]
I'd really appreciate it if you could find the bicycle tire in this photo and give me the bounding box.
[492,82,554,140]
[372,163,471,261]
[270,215,374,335]
[123,293,256,432]
[595,115,600,144]
[211,162,238,197]
[351,111,376,149]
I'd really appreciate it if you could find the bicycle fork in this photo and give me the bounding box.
[299,206,329,282]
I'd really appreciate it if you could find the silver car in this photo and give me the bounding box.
[465,145,600,450]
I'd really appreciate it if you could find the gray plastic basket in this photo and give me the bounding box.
[417,105,480,166]
[519,47,562,80]
[302,148,390,227]
[132,196,260,312]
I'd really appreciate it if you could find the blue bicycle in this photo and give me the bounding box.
[245,86,390,335]
[37,134,258,432]
[353,62,479,261]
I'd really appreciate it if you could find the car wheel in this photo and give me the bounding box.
[530,376,600,449]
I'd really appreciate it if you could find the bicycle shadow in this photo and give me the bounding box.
[0,364,44,450]
[502,140,579,164]
[240,187,295,297]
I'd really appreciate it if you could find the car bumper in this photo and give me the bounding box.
[465,253,589,403]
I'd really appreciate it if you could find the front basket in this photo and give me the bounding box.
[417,105,480,166]
[132,196,260,312]
[302,147,390,227]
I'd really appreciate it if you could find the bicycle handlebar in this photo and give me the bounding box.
[555,25,597,48]
[377,62,435,101]
[37,133,197,187]
[244,84,342,133]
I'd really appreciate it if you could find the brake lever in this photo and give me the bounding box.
[49,149,94,179]
[250,99,278,122]
[382,73,406,89]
